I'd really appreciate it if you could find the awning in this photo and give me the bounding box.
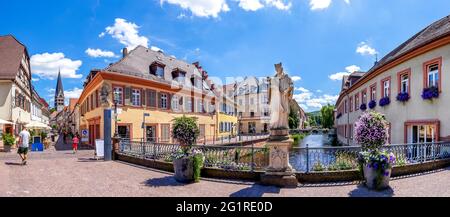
[25,121,52,130]
[0,119,14,125]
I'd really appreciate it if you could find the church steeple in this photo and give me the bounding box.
[55,69,65,112]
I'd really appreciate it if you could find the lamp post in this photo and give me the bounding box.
[113,91,119,137]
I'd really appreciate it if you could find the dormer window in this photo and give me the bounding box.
[172,69,186,83]
[190,76,202,89]
[150,62,165,78]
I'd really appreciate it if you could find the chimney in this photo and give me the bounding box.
[122,48,128,58]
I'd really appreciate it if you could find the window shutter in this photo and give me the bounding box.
[158,92,162,108]
[124,87,131,105]
[168,94,172,110]
[141,89,146,106]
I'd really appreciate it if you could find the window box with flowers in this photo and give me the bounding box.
[421,86,439,100]
[368,100,376,109]
[396,92,410,103]
[379,97,391,107]
[360,104,367,111]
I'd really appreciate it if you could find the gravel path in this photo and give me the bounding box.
[1,149,450,197]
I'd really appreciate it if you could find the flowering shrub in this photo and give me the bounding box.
[379,97,391,107]
[354,111,388,151]
[172,115,200,155]
[368,100,376,109]
[396,92,410,102]
[192,149,205,182]
[360,103,367,111]
[422,86,439,100]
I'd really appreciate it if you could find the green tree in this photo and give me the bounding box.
[321,104,335,129]
[288,109,300,129]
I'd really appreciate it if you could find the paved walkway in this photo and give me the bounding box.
[1,149,450,197]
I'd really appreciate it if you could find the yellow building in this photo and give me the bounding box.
[77,46,236,145]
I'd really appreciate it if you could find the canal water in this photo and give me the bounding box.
[289,133,334,172]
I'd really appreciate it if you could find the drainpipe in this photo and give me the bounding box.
[346,93,350,146]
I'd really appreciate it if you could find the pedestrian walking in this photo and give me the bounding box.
[18,126,31,165]
[72,132,80,154]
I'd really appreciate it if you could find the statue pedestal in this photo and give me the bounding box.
[260,130,298,188]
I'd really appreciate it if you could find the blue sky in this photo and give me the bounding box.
[1,0,449,112]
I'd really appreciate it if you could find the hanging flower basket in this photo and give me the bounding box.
[360,103,367,111]
[421,86,439,100]
[396,92,410,102]
[379,97,391,107]
[368,100,376,109]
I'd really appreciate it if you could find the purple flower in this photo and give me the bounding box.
[384,171,390,176]
[368,100,377,109]
[396,92,410,102]
[422,87,439,100]
[360,103,367,111]
[379,97,391,107]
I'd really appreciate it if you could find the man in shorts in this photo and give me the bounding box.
[18,126,31,165]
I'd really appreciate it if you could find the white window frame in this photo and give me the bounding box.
[131,89,141,106]
[428,64,439,88]
[383,81,390,98]
[401,74,409,93]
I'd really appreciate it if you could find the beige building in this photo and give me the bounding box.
[335,15,450,145]
[77,46,237,145]
[234,76,271,134]
[0,35,32,139]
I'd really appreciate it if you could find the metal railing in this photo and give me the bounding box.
[291,142,450,172]
[119,140,269,171]
[118,134,269,146]
[119,139,450,173]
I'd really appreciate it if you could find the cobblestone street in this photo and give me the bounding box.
[1,149,450,197]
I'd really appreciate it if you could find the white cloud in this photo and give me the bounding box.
[316,89,323,93]
[150,46,164,52]
[237,0,264,11]
[64,87,84,99]
[160,0,230,18]
[32,78,40,82]
[85,48,117,58]
[309,0,331,10]
[177,13,188,19]
[294,91,338,111]
[345,65,361,73]
[101,18,149,50]
[30,53,83,80]
[329,72,350,81]
[329,65,361,81]
[265,0,292,10]
[356,41,378,56]
[295,87,310,92]
[291,76,302,82]
[309,0,350,11]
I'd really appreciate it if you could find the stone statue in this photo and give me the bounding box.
[268,63,294,131]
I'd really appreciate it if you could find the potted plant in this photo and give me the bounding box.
[172,116,204,183]
[422,86,439,100]
[379,97,391,107]
[354,111,395,190]
[396,92,410,103]
[368,100,377,109]
[2,133,16,152]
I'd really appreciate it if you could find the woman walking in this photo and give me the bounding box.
[72,132,80,154]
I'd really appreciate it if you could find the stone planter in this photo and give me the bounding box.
[363,165,391,190]
[173,157,194,183]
